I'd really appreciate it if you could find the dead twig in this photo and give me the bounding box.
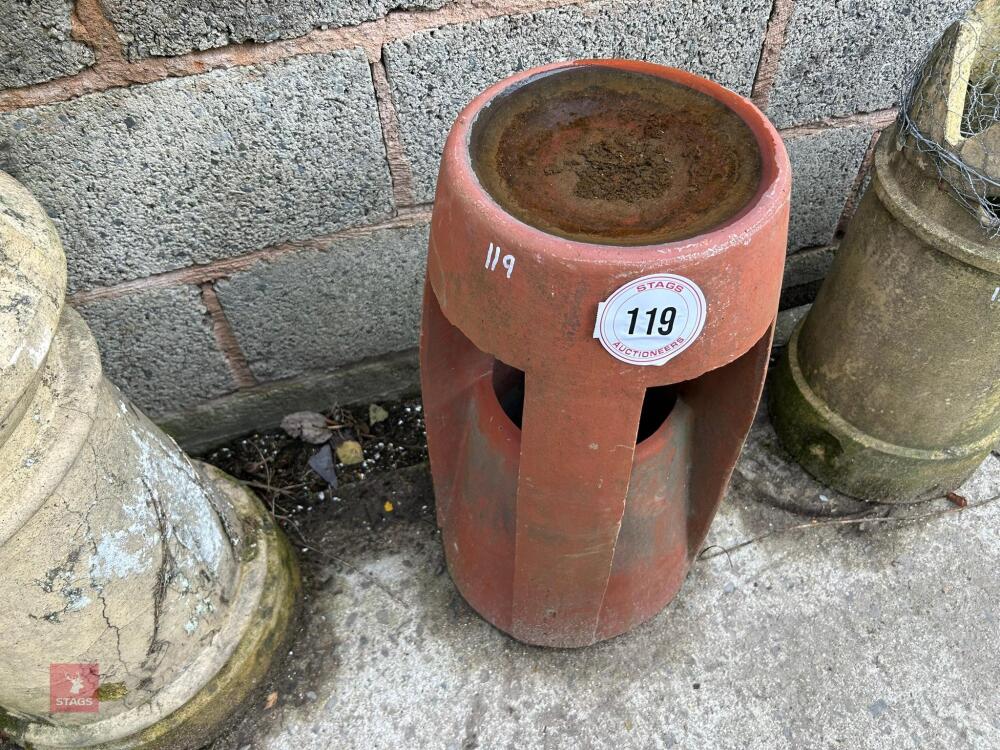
[698,545,735,571]
[698,492,1000,563]
[251,442,277,518]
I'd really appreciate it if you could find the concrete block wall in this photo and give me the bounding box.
[0,0,970,450]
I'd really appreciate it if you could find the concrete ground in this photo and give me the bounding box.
[209,408,1000,750]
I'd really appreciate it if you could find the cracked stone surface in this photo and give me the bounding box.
[0,171,294,746]
[207,417,1000,750]
[0,309,244,722]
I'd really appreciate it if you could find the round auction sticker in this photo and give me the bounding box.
[592,273,707,366]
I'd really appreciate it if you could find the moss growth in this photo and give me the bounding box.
[769,334,991,503]
[96,682,128,701]
[0,706,29,742]
[0,702,59,748]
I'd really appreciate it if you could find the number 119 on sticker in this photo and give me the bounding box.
[626,306,677,336]
[593,273,707,366]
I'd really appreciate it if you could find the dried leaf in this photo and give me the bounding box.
[281,411,333,444]
[369,403,390,425]
[307,444,339,487]
[336,439,365,466]
[946,491,968,508]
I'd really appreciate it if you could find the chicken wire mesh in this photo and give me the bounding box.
[897,2,1000,238]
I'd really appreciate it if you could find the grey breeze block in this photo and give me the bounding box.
[75,285,235,418]
[0,49,394,293]
[215,223,430,383]
[0,0,95,88]
[785,124,876,252]
[383,0,772,203]
[102,0,450,60]
[767,0,975,127]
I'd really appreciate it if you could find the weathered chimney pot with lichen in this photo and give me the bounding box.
[770,0,1000,503]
